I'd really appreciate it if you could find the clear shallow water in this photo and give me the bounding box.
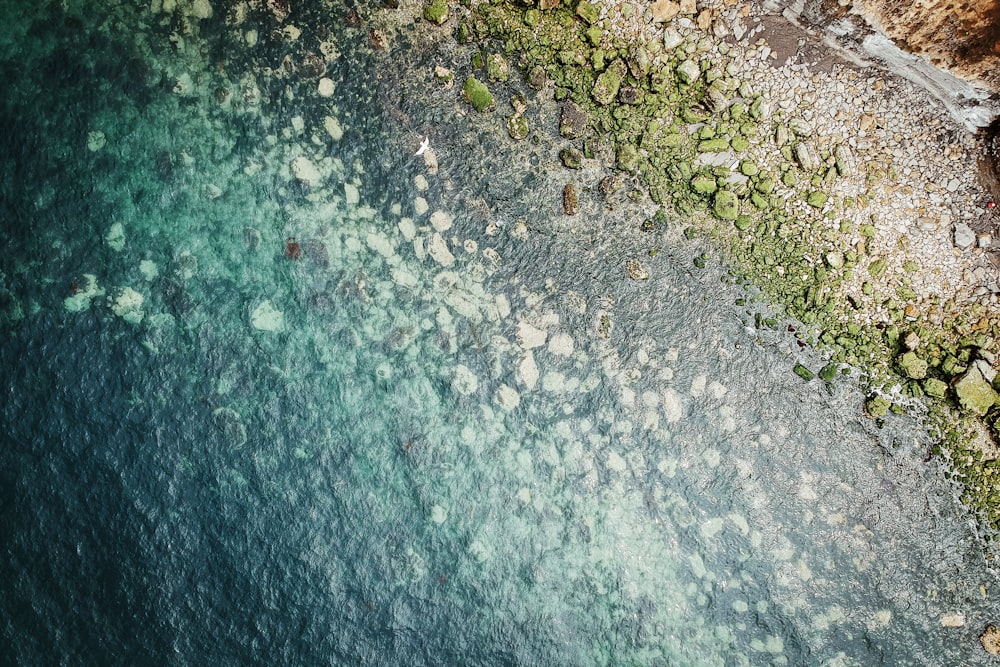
[1,2,997,665]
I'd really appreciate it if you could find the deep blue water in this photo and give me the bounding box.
[2,1,998,665]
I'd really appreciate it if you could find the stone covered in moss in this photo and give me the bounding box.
[954,367,998,416]
[793,363,815,381]
[806,191,829,208]
[486,53,510,82]
[462,75,495,111]
[690,174,717,194]
[592,58,626,106]
[575,0,599,24]
[866,395,891,417]
[923,377,948,398]
[713,190,739,220]
[897,351,927,379]
[423,0,449,24]
[507,114,529,140]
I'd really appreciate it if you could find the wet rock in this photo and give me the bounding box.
[626,258,649,281]
[291,156,322,186]
[105,222,125,251]
[111,287,144,324]
[563,183,579,215]
[592,58,626,106]
[954,366,998,415]
[560,100,590,139]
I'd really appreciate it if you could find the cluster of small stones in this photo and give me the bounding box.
[433,0,1000,536]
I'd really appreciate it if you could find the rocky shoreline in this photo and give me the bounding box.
[378,0,1000,552]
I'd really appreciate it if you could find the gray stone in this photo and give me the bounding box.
[954,222,975,250]
[794,142,820,171]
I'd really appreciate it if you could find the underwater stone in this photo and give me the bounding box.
[981,625,1000,655]
[563,183,579,215]
[451,364,479,396]
[626,258,649,280]
[430,210,453,232]
[291,156,322,186]
[324,116,343,141]
[516,321,547,349]
[548,332,574,356]
[317,77,335,97]
[105,222,125,252]
[560,147,583,169]
[662,388,683,422]
[494,384,521,411]
[955,367,998,415]
[87,130,106,152]
[592,59,626,106]
[517,351,540,389]
[427,233,456,267]
[486,53,509,82]
[111,287,145,324]
[251,300,284,332]
[507,114,529,140]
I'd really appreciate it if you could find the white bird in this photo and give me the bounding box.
[415,136,430,156]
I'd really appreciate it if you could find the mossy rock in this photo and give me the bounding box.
[713,190,739,220]
[897,351,928,379]
[923,377,948,398]
[423,0,449,24]
[486,53,510,82]
[697,138,730,153]
[954,367,998,416]
[576,0,599,24]
[793,363,815,381]
[560,147,583,168]
[806,191,829,208]
[462,75,495,111]
[866,395,891,417]
[819,363,839,381]
[690,174,718,195]
[507,114,529,140]
[592,58,626,106]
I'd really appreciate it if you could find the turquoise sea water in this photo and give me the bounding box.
[1,2,997,664]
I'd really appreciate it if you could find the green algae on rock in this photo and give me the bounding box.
[462,75,495,111]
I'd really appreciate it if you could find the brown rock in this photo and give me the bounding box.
[563,183,579,215]
[697,7,712,30]
[649,0,680,22]
[680,0,696,13]
[981,624,1000,655]
[539,0,561,9]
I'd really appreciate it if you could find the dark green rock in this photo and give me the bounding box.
[793,363,815,381]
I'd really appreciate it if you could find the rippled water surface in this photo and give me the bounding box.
[1,2,997,664]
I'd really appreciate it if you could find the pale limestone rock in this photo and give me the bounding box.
[427,233,456,267]
[516,321,547,349]
[494,384,521,411]
[650,0,680,22]
[517,351,539,389]
[451,365,478,396]
[323,116,343,140]
[251,300,284,331]
[548,332,574,356]
[430,210,453,232]
[317,77,335,97]
[291,156,322,186]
